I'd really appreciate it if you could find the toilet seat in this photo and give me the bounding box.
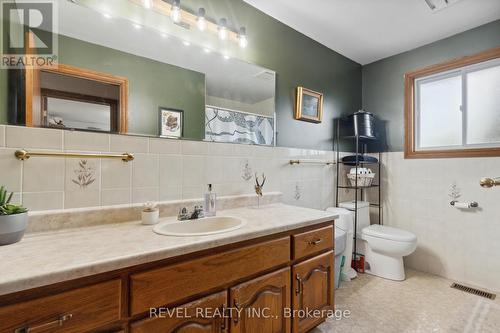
[362,225,416,243]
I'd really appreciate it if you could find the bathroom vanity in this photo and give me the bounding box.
[0,204,336,333]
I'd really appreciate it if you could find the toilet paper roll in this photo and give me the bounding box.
[453,202,471,209]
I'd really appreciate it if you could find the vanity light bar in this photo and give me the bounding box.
[130,0,242,44]
[14,150,135,162]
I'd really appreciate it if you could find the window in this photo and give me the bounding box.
[405,47,500,158]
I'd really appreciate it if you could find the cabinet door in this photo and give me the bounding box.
[230,268,291,333]
[130,291,227,333]
[292,252,334,333]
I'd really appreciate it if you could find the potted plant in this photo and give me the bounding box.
[0,186,28,246]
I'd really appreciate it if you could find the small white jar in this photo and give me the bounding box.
[141,202,159,225]
[142,209,159,225]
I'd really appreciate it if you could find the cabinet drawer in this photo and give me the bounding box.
[130,237,290,316]
[292,225,333,260]
[0,279,121,333]
[131,291,227,333]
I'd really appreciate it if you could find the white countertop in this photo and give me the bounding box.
[0,204,337,296]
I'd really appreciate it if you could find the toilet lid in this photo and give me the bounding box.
[362,225,416,242]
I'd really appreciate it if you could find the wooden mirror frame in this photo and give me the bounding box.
[404,47,500,159]
[25,63,129,133]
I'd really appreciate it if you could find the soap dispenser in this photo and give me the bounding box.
[204,184,216,217]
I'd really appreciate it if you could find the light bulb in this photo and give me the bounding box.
[238,27,248,48]
[197,8,206,31]
[171,0,181,23]
[218,18,227,40]
[133,23,142,29]
[143,0,152,9]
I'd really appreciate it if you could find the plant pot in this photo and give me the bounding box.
[0,212,28,246]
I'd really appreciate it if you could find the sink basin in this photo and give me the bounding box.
[153,216,246,237]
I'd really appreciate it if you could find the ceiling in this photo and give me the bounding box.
[243,0,500,65]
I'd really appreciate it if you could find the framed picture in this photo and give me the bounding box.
[294,87,323,123]
[159,107,183,138]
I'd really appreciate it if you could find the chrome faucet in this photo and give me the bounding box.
[177,206,204,221]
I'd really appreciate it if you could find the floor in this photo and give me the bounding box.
[313,270,500,333]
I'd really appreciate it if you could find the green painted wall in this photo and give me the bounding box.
[362,20,500,152]
[178,0,362,150]
[57,35,206,139]
[1,0,362,149]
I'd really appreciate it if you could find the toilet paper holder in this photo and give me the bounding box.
[450,201,479,208]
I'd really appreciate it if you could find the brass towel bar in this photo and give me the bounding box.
[14,149,134,162]
[289,159,335,166]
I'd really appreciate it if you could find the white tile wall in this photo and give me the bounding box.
[0,126,335,213]
[6,126,62,150]
[381,151,500,292]
[0,125,5,147]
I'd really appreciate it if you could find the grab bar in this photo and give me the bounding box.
[289,159,335,166]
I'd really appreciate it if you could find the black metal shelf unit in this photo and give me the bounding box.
[335,118,383,266]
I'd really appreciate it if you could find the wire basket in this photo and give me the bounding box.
[347,173,375,187]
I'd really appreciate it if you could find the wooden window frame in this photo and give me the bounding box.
[26,63,129,133]
[404,47,500,159]
[41,88,119,132]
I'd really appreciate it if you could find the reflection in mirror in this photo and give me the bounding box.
[2,0,276,145]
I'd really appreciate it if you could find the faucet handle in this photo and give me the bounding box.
[194,205,204,218]
[177,207,189,221]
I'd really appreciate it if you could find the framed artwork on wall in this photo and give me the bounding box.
[294,86,324,123]
[159,107,183,138]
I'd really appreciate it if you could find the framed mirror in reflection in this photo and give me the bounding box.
[2,0,276,146]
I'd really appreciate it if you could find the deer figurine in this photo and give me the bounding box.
[254,173,266,197]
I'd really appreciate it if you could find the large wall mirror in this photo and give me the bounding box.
[2,0,276,146]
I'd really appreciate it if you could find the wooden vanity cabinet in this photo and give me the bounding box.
[292,252,334,333]
[0,222,335,333]
[0,279,121,333]
[230,268,291,333]
[131,291,228,333]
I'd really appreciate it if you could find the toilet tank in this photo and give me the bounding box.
[339,201,370,230]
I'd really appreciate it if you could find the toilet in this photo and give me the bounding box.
[338,201,418,281]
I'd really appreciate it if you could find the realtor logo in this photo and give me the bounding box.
[1,0,58,68]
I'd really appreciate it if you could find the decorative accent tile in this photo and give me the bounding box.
[240,159,253,181]
[68,160,98,190]
[205,107,274,146]
[6,126,62,150]
[294,183,301,201]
